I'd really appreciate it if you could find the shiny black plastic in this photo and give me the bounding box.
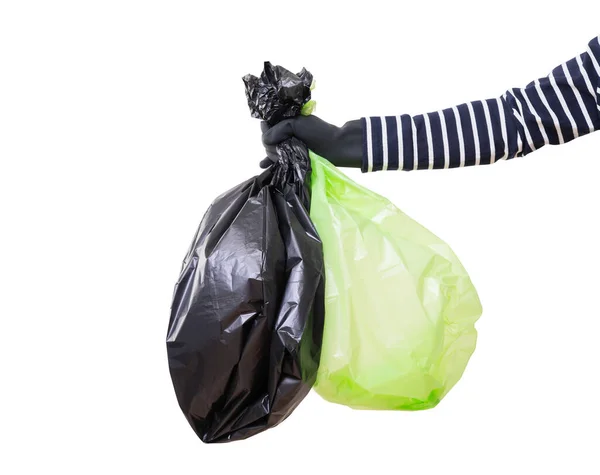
[243,62,313,126]
[167,63,324,443]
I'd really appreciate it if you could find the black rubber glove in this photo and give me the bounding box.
[260,115,363,168]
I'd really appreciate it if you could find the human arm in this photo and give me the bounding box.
[262,36,600,172]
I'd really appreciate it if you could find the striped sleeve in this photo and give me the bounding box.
[362,36,600,172]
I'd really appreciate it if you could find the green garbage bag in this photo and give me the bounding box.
[309,152,482,410]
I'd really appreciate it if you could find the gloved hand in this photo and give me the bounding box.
[260,115,363,168]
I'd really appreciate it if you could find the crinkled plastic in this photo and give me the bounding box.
[166,63,324,443]
[243,62,313,126]
[309,152,482,410]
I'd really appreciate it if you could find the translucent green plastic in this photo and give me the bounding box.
[309,152,482,410]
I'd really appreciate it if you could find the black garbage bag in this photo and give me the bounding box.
[167,63,325,443]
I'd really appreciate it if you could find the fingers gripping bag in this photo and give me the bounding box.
[309,152,482,410]
[166,63,324,443]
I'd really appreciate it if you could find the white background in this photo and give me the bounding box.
[1,1,599,473]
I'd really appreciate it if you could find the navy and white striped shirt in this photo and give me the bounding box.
[362,36,600,172]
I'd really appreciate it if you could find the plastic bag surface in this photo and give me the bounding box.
[166,63,324,443]
[309,152,482,410]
